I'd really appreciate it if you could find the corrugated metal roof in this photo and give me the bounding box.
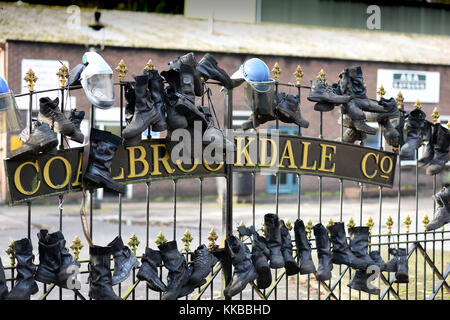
[1,2,449,65]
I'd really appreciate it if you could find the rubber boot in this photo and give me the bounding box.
[0,258,8,300]
[327,222,368,270]
[123,82,142,147]
[136,247,166,292]
[274,92,309,128]
[426,124,450,175]
[418,122,435,168]
[8,121,58,160]
[264,213,285,269]
[196,53,233,89]
[307,80,352,104]
[189,244,218,286]
[369,250,386,272]
[122,74,161,139]
[159,240,190,300]
[434,187,450,207]
[294,219,316,275]
[84,128,125,194]
[280,220,300,276]
[35,230,61,285]
[399,108,426,159]
[108,236,139,286]
[88,245,122,300]
[314,223,333,281]
[68,109,85,143]
[7,238,39,300]
[348,226,376,267]
[168,52,203,96]
[427,202,450,231]
[146,69,168,132]
[347,269,379,295]
[381,119,400,148]
[385,248,409,283]
[223,235,257,299]
[38,96,75,136]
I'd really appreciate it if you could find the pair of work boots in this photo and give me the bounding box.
[8,97,85,160]
[241,92,309,130]
[136,241,218,300]
[427,187,450,231]
[88,236,138,300]
[416,122,450,175]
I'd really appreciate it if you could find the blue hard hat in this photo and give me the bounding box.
[231,58,274,92]
[0,76,9,94]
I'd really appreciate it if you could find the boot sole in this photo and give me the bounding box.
[347,282,380,295]
[122,111,161,139]
[285,261,301,276]
[307,95,350,104]
[394,273,409,283]
[84,172,126,194]
[38,114,76,136]
[276,107,309,128]
[299,260,317,275]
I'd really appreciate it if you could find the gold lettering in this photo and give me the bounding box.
[361,152,379,179]
[72,152,83,187]
[235,137,256,167]
[380,156,393,179]
[318,144,336,173]
[176,158,200,173]
[203,159,224,172]
[299,142,317,170]
[259,138,278,168]
[127,146,149,178]
[43,156,71,189]
[14,161,40,195]
[278,140,297,169]
[151,144,175,175]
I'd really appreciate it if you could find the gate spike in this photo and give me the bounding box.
[181,229,193,252]
[366,217,374,234]
[305,219,313,239]
[128,233,140,255]
[115,59,128,82]
[422,215,430,231]
[144,59,155,72]
[293,65,304,85]
[377,85,386,99]
[24,68,38,92]
[404,215,412,233]
[271,62,282,82]
[326,218,334,228]
[386,216,394,234]
[207,228,218,250]
[5,240,15,266]
[285,219,292,232]
[70,236,84,260]
[237,221,246,241]
[414,99,422,110]
[316,69,327,83]
[396,91,404,110]
[260,223,266,238]
[155,231,167,246]
[431,107,440,125]
[347,217,355,229]
[56,63,70,88]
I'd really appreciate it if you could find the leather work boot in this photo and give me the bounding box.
[274,92,309,128]
[188,244,218,286]
[122,74,161,140]
[8,121,58,160]
[223,235,257,299]
[264,213,285,269]
[178,278,207,298]
[314,223,333,281]
[68,109,85,143]
[365,97,399,122]
[123,82,142,147]
[427,202,450,231]
[348,226,376,267]
[108,236,139,286]
[293,219,316,275]
[7,238,39,300]
[347,269,379,295]
[237,225,271,289]
[136,247,166,292]
[280,220,300,276]
[381,119,400,148]
[341,100,377,135]
[53,231,81,287]
[166,105,189,130]
[369,250,387,272]
[84,128,125,194]
[399,108,426,159]
[426,124,450,175]
[417,122,435,168]
[241,112,275,130]
[384,248,409,283]
[0,258,9,300]
[327,222,368,270]
[145,69,168,132]
[342,127,367,144]
[199,107,235,153]
[158,240,190,300]
[307,80,352,105]
[434,187,450,207]
[38,97,76,136]
[196,53,233,89]
[168,52,203,96]
[314,101,335,112]
[88,245,122,300]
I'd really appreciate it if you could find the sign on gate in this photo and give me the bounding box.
[4,134,397,205]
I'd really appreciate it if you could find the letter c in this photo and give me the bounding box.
[361,152,379,179]
[14,161,40,195]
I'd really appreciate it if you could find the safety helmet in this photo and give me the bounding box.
[231,58,274,92]
[80,52,115,109]
[0,76,9,95]
[0,77,23,133]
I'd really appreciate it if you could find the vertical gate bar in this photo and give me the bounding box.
[59,86,65,300]
[338,112,344,300]
[118,81,124,297]
[375,123,383,300]
[199,178,203,245]
[27,202,31,240]
[359,183,363,300]
[296,83,302,300]
[415,149,419,300]
[173,180,177,240]
[432,176,436,298]
[145,182,150,300]
[317,110,323,300]
[251,171,256,300]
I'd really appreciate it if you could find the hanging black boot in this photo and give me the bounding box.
[84,128,125,194]
[7,238,39,300]
[369,251,386,272]
[293,219,316,275]
[347,269,379,295]
[418,122,436,168]
[427,202,450,231]
[158,240,190,300]
[123,82,142,147]
[314,223,333,281]
[348,226,376,268]
[426,124,450,175]
[280,220,300,276]
[314,101,335,112]
[342,127,367,144]
[88,245,122,300]
[307,79,352,105]
[52,231,81,288]
[35,230,61,286]
[188,244,218,286]
[0,258,8,300]
[196,53,233,89]
[38,96,76,136]
[223,235,257,299]
[168,52,203,96]
[327,222,368,270]
[146,69,168,132]
[241,112,275,130]
[68,109,85,143]
[136,247,166,292]
[122,74,161,140]
[274,92,309,128]
[108,236,139,286]
[434,187,450,207]
[385,248,409,283]
[399,108,426,159]
[381,119,400,148]
[8,121,58,160]
[365,97,399,122]
[264,213,285,269]
[199,107,236,153]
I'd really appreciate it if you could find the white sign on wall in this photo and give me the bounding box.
[377,69,440,103]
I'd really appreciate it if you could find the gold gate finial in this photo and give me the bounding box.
[237,221,246,241]
[181,229,193,252]
[326,218,334,228]
[316,69,327,83]
[155,231,167,246]
[207,228,218,250]
[70,236,84,260]
[128,233,140,255]
[366,217,375,234]
[431,107,440,125]
[272,62,282,81]
[347,217,356,229]
[293,65,304,85]
[422,215,430,231]
[386,216,394,234]
[404,215,412,233]
[377,85,386,99]
[285,219,292,232]
[56,64,70,88]
[24,68,38,92]
[260,223,266,237]
[144,59,155,72]
[396,91,404,109]
[115,59,128,82]
[5,240,15,266]
[305,219,313,239]
[414,99,423,110]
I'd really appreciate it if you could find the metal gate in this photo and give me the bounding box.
[1,60,449,300]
